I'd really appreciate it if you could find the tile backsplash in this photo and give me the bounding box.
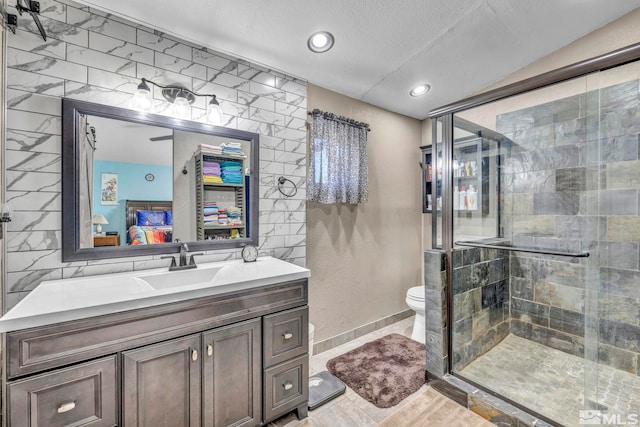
[4,0,307,309]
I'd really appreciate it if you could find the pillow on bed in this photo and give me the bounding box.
[129,225,147,245]
[164,210,173,226]
[136,210,165,226]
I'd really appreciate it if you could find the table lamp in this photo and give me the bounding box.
[92,214,108,235]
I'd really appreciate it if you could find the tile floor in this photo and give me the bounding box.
[268,317,493,426]
[460,334,640,427]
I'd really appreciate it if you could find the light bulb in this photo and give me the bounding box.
[206,96,224,125]
[132,80,152,111]
[311,33,328,49]
[307,31,335,53]
[172,92,191,119]
[410,84,431,97]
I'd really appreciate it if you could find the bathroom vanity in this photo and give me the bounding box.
[0,257,310,427]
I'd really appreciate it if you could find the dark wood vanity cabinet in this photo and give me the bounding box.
[123,334,202,426]
[5,279,309,427]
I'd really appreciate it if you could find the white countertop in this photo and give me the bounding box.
[0,256,310,333]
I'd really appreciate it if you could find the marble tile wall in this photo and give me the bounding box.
[451,246,509,370]
[4,0,307,309]
[496,78,640,374]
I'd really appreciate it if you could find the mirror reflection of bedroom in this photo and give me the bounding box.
[80,115,251,248]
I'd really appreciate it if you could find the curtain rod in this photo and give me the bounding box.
[308,109,371,131]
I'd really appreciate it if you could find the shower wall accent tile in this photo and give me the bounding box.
[535,281,584,313]
[587,135,639,163]
[533,192,579,215]
[549,306,585,337]
[599,241,639,270]
[606,159,640,189]
[600,267,640,299]
[512,298,549,327]
[599,318,640,353]
[607,216,640,242]
[4,0,307,304]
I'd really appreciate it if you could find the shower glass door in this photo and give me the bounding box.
[444,58,640,425]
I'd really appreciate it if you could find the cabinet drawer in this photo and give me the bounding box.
[263,306,308,367]
[263,355,308,422]
[7,356,117,427]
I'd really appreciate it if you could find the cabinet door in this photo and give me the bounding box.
[122,335,201,427]
[202,319,261,427]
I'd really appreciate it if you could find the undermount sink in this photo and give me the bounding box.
[137,267,223,290]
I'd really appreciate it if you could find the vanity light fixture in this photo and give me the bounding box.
[307,31,335,53]
[410,84,431,97]
[132,78,224,125]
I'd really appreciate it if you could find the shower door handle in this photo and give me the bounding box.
[455,241,590,258]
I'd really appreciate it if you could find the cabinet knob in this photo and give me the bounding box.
[283,332,293,340]
[191,349,198,361]
[283,382,293,391]
[57,402,76,413]
[207,344,213,357]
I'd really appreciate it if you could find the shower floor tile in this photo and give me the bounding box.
[459,334,640,427]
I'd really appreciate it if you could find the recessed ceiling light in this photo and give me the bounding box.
[410,84,431,97]
[307,31,335,53]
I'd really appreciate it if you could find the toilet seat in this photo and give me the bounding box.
[406,286,424,302]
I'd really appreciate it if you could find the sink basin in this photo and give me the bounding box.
[137,267,223,290]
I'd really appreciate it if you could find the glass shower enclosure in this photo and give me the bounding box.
[430,49,640,426]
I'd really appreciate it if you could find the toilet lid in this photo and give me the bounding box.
[407,286,425,301]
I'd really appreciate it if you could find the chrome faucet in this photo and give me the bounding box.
[178,240,189,267]
[162,239,203,271]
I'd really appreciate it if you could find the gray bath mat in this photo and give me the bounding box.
[326,333,426,408]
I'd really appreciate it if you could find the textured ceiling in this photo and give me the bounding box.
[74,1,640,119]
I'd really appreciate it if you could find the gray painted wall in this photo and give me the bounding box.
[4,0,307,310]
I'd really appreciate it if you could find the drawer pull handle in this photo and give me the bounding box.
[283,382,293,391]
[207,344,213,357]
[57,402,76,413]
[283,332,293,340]
[192,349,198,361]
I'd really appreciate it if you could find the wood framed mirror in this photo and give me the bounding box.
[62,98,259,261]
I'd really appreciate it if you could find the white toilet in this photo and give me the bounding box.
[406,286,426,343]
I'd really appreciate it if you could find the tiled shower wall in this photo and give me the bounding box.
[452,246,509,371]
[4,0,307,309]
[496,79,640,374]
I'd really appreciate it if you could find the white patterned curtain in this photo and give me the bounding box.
[79,115,96,247]
[307,109,369,204]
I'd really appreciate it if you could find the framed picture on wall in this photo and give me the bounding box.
[100,173,118,205]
